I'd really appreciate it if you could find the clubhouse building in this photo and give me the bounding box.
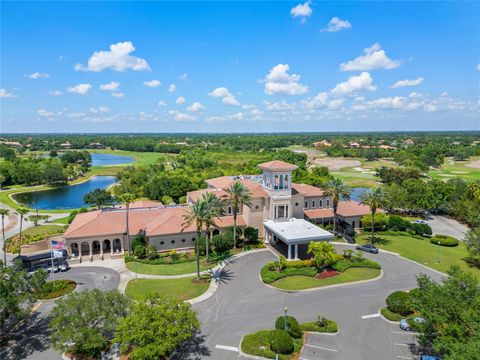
[63,161,372,261]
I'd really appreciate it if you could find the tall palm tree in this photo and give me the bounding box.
[360,187,386,244]
[0,209,9,266]
[182,200,209,279]
[15,208,29,256]
[322,178,351,236]
[116,193,137,254]
[201,192,225,261]
[224,182,252,248]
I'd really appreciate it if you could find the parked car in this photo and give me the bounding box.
[412,219,428,225]
[400,317,425,331]
[420,355,442,360]
[355,244,379,254]
[59,263,70,272]
[52,265,60,273]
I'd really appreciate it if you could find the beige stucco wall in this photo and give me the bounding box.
[304,195,333,209]
[148,232,197,252]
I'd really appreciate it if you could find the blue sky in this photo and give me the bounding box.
[1,1,479,133]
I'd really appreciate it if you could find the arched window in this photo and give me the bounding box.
[284,175,289,188]
[274,175,279,189]
[279,174,284,189]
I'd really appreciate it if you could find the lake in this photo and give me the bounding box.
[13,176,116,210]
[350,187,368,201]
[91,153,134,166]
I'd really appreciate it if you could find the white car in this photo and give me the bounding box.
[59,263,69,272]
[412,219,428,225]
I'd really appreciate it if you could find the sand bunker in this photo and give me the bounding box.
[313,158,362,171]
[465,160,480,169]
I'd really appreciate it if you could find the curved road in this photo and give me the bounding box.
[187,245,445,360]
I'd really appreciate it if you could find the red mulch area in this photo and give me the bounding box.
[315,270,340,279]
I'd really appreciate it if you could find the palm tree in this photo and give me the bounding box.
[322,178,351,236]
[182,200,209,279]
[201,192,225,261]
[360,187,386,244]
[116,193,137,254]
[15,207,29,256]
[224,182,252,248]
[0,209,9,266]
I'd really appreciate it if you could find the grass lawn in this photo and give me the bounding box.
[7,224,65,252]
[357,233,480,277]
[51,216,70,224]
[270,267,381,290]
[88,149,175,167]
[241,330,303,360]
[125,276,210,301]
[126,260,216,276]
[429,156,480,181]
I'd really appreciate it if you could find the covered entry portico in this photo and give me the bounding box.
[264,218,334,260]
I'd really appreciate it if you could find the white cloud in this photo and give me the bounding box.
[176,96,186,104]
[178,73,188,81]
[112,92,125,98]
[302,92,329,109]
[168,84,177,93]
[0,89,16,98]
[290,1,312,22]
[331,72,377,96]
[390,77,424,89]
[208,87,240,106]
[67,83,92,95]
[340,43,401,71]
[206,112,245,122]
[100,82,120,91]
[38,109,54,117]
[144,79,161,88]
[75,41,150,72]
[49,90,63,96]
[263,64,308,95]
[477,63,480,71]
[264,100,296,111]
[169,110,195,122]
[186,102,205,112]
[157,100,167,107]
[27,72,49,79]
[223,95,240,106]
[66,112,86,118]
[321,17,352,32]
[90,106,109,114]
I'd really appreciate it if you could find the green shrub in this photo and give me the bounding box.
[280,256,313,269]
[132,234,146,251]
[37,279,76,300]
[212,234,233,252]
[361,213,389,230]
[380,307,403,321]
[300,319,338,333]
[388,215,409,231]
[275,316,302,339]
[134,245,146,258]
[332,258,381,272]
[343,249,354,260]
[431,234,459,247]
[410,223,432,236]
[146,245,158,259]
[386,291,413,316]
[269,330,294,355]
[244,226,259,243]
[261,263,317,284]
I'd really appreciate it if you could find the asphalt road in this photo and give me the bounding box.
[185,245,444,360]
[428,215,468,240]
[2,267,120,360]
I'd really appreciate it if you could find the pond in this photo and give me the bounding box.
[13,176,116,210]
[350,187,369,201]
[91,153,134,166]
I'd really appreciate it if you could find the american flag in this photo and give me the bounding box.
[51,240,65,250]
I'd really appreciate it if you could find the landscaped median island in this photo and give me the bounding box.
[261,242,381,291]
[241,315,338,360]
[37,279,76,300]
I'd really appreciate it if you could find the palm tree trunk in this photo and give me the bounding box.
[371,211,375,244]
[18,215,23,257]
[206,228,210,262]
[233,212,237,249]
[2,216,6,267]
[126,204,130,254]
[196,230,201,279]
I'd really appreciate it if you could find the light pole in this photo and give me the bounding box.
[284,307,288,331]
[436,240,440,264]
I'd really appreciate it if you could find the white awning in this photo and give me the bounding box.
[264,218,334,245]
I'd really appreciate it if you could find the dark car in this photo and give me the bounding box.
[355,244,379,254]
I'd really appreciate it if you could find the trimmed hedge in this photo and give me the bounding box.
[275,316,302,339]
[380,307,403,322]
[430,234,459,247]
[300,320,338,333]
[241,330,302,360]
[261,263,317,284]
[37,280,76,300]
[386,291,413,316]
[332,258,381,272]
[270,330,294,355]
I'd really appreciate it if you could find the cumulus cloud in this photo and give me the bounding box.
[49,90,63,96]
[390,77,424,89]
[75,41,150,72]
[112,92,125,98]
[90,106,109,114]
[38,109,54,117]
[168,84,177,93]
[340,43,401,71]
[321,17,352,32]
[99,82,120,91]
[67,83,92,95]
[144,79,161,88]
[186,102,205,112]
[206,112,245,122]
[27,72,49,79]
[176,96,186,104]
[290,1,312,22]
[157,100,167,107]
[0,89,16,98]
[178,73,188,81]
[208,87,241,106]
[264,100,296,111]
[263,64,308,95]
[223,95,240,106]
[302,92,329,109]
[331,72,377,96]
[169,110,195,122]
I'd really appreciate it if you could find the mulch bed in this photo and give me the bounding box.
[315,270,340,279]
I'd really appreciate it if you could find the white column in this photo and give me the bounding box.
[294,244,299,260]
[287,244,292,260]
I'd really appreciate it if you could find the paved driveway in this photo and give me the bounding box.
[186,245,444,360]
[428,215,469,240]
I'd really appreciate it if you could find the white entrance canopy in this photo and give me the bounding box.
[264,218,334,260]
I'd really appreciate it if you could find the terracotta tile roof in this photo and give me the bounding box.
[205,176,234,189]
[291,183,325,197]
[304,208,334,219]
[336,200,384,217]
[257,160,298,171]
[64,206,246,239]
[187,188,228,203]
[117,200,164,209]
[204,177,268,198]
